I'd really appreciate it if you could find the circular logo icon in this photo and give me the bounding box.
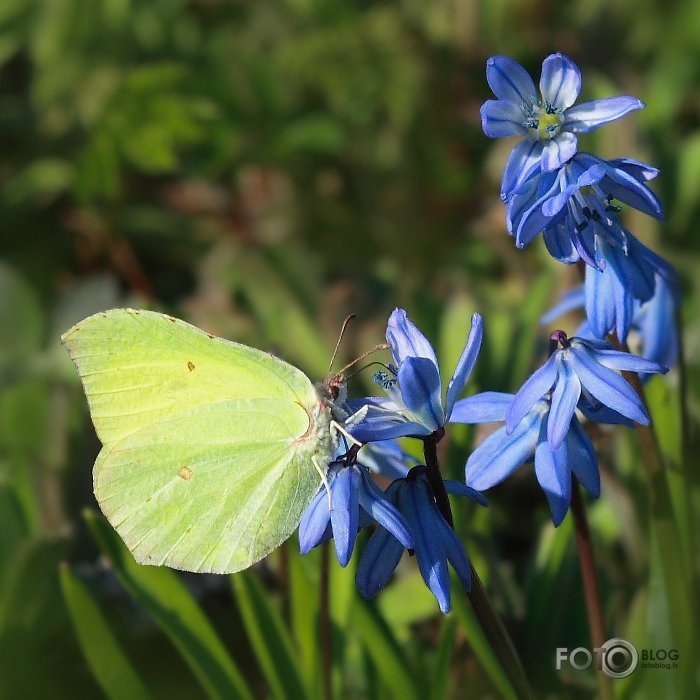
[601,638,639,678]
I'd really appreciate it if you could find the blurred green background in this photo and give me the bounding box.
[1,1,699,698]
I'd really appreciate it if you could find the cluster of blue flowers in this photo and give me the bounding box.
[297,54,676,613]
[482,53,679,367]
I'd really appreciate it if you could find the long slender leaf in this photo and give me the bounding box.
[352,597,420,700]
[230,571,308,700]
[85,510,253,700]
[430,616,457,700]
[60,564,152,700]
[289,548,320,694]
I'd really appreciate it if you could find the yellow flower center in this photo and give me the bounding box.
[529,107,563,140]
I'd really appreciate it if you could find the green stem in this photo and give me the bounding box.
[570,477,614,700]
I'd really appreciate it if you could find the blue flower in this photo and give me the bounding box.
[633,266,680,369]
[358,439,415,480]
[507,333,667,450]
[355,468,487,613]
[457,393,599,525]
[506,154,663,265]
[348,308,483,442]
[583,231,660,341]
[299,457,414,567]
[542,255,680,368]
[481,54,644,198]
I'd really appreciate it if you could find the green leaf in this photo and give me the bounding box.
[430,616,457,700]
[524,517,574,640]
[289,547,320,694]
[0,485,28,594]
[85,510,253,700]
[60,565,152,700]
[230,571,308,700]
[352,597,420,700]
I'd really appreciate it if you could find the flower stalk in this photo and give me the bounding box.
[570,476,613,700]
[423,430,533,700]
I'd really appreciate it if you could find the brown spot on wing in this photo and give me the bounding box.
[178,466,193,480]
[187,361,195,372]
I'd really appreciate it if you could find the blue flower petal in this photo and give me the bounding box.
[540,53,581,111]
[573,339,667,375]
[345,396,398,413]
[298,485,332,554]
[584,243,633,341]
[400,481,451,614]
[534,426,571,526]
[501,140,544,200]
[543,222,579,264]
[486,56,538,105]
[467,405,545,490]
[444,479,489,507]
[507,353,559,432]
[513,173,563,247]
[548,355,581,449]
[635,275,679,368]
[578,389,635,426]
[349,417,431,443]
[386,308,438,367]
[358,468,414,549]
[360,440,412,479]
[541,164,605,218]
[540,286,585,324]
[541,132,578,171]
[430,507,472,592]
[568,345,649,424]
[445,312,483,420]
[564,96,645,133]
[355,525,405,598]
[398,356,445,431]
[567,418,600,498]
[449,391,513,424]
[329,466,361,567]
[599,162,664,220]
[608,157,659,182]
[480,100,529,138]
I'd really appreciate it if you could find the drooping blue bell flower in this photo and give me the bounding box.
[355,468,487,613]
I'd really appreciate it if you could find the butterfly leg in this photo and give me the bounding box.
[330,419,362,449]
[312,455,333,509]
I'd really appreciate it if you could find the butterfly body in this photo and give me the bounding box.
[62,308,336,573]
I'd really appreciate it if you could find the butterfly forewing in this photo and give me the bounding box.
[62,309,335,573]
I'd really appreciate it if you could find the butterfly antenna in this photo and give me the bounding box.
[337,344,390,376]
[344,360,394,382]
[328,314,357,373]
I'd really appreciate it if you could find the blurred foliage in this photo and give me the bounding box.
[0,0,698,698]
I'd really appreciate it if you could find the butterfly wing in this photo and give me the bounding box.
[62,309,334,573]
